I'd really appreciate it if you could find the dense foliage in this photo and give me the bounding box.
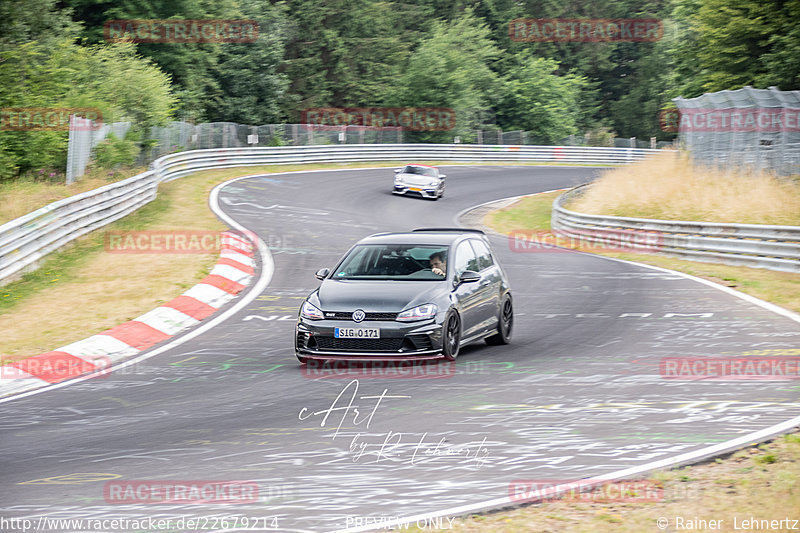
[1,0,797,178]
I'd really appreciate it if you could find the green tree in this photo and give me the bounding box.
[0,39,175,177]
[388,8,502,141]
[0,0,82,49]
[279,0,415,117]
[495,54,588,144]
[668,0,800,95]
[206,0,289,124]
[63,0,241,120]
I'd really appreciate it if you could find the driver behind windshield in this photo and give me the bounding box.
[429,252,446,276]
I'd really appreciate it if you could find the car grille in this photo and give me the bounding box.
[315,337,405,352]
[324,311,398,321]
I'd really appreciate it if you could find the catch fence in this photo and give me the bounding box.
[673,86,800,176]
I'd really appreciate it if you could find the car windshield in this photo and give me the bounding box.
[403,166,436,177]
[333,244,448,280]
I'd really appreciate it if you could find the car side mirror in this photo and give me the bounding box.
[315,268,330,280]
[455,270,480,286]
[394,168,402,173]
[439,174,446,179]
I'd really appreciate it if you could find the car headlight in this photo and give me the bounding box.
[301,301,324,320]
[427,180,438,187]
[396,304,437,322]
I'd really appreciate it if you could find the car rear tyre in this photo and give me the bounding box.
[486,295,513,345]
[442,311,461,361]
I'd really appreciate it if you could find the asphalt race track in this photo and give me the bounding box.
[2,165,799,533]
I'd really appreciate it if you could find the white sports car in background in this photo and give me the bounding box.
[392,164,446,200]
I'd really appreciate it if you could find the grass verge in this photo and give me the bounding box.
[400,434,800,532]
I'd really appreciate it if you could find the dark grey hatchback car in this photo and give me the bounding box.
[295,228,513,364]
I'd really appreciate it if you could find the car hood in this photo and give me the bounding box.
[397,172,438,186]
[313,279,445,312]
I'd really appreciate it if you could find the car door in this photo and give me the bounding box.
[469,238,502,331]
[451,240,483,338]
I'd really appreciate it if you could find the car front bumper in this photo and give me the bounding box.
[296,317,445,360]
[393,184,439,198]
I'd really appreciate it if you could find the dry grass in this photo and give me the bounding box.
[0,166,148,225]
[0,254,216,361]
[401,434,800,532]
[568,153,800,225]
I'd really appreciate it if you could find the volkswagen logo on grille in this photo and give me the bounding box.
[352,309,366,322]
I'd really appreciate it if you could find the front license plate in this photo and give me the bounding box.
[335,328,380,338]
[409,187,422,191]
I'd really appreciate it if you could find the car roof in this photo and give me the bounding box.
[402,163,437,169]
[358,228,486,246]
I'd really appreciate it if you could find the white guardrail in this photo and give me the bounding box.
[0,143,668,285]
[552,184,800,273]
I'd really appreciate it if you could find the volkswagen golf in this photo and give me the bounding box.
[295,228,513,364]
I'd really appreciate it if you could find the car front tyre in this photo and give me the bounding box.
[486,294,513,345]
[442,311,461,361]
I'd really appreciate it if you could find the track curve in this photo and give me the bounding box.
[1,165,799,533]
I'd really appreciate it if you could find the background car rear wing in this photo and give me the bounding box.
[412,228,485,235]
